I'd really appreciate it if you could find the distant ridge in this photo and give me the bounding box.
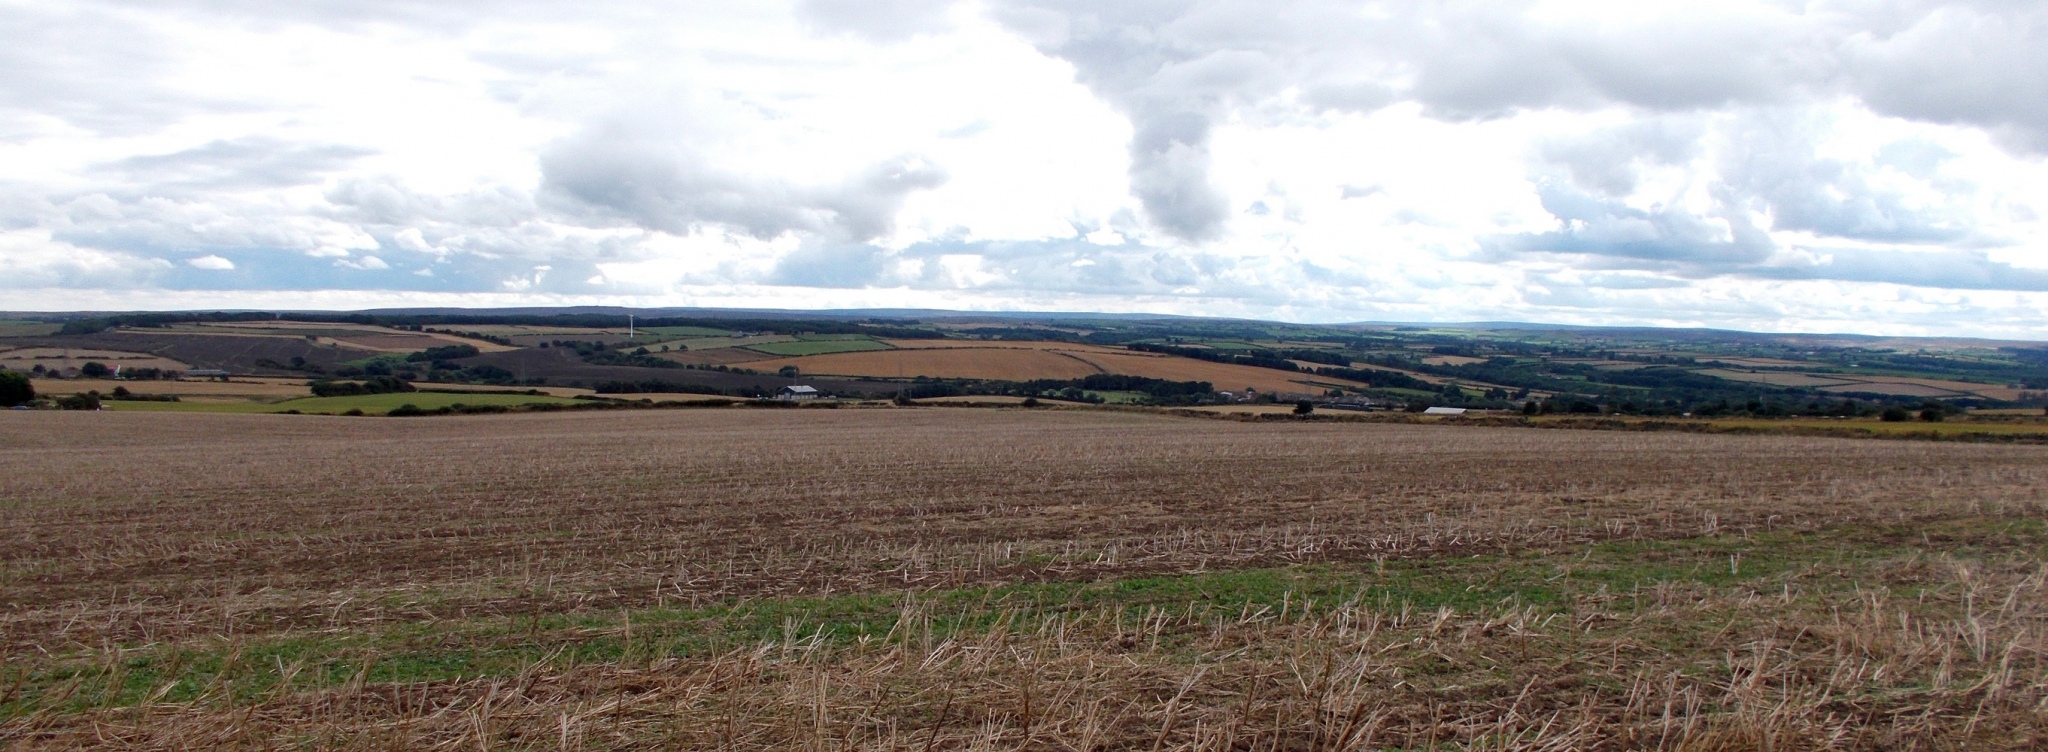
[3,306,2042,345]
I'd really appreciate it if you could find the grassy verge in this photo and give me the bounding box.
[6,517,2042,748]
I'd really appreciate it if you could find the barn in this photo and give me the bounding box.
[777,385,819,401]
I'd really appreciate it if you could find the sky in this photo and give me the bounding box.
[3,0,2047,337]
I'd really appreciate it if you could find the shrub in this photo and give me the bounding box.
[1919,408,1945,422]
[1021,397,1040,408]
[1880,407,1911,422]
[387,403,426,417]
[0,370,31,407]
[79,362,112,378]
[1293,400,1314,415]
[343,408,365,416]
[56,393,101,410]
[405,344,480,362]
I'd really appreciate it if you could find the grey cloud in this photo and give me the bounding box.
[540,117,945,243]
[1845,4,2048,153]
[1718,113,1974,244]
[1539,118,1704,196]
[1491,183,1774,270]
[1494,176,2043,292]
[324,178,536,228]
[990,0,2048,258]
[0,6,211,137]
[1751,248,2048,291]
[96,137,375,193]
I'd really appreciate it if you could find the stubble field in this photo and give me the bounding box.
[1,409,2045,749]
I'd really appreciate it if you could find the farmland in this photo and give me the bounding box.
[750,341,1367,394]
[3,309,2045,415]
[95,390,581,414]
[1,409,2044,748]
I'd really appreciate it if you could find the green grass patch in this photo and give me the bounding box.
[745,339,892,356]
[637,326,733,337]
[0,321,62,337]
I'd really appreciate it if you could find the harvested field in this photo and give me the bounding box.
[0,347,190,372]
[1067,350,1361,394]
[1819,381,1970,397]
[1,410,2044,748]
[1421,354,1484,366]
[745,339,892,356]
[753,342,1367,394]
[1697,368,1857,387]
[30,378,311,399]
[750,346,1105,381]
[658,347,780,366]
[879,339,1129,354]
[8,332,377,375]
[322,333,457,352]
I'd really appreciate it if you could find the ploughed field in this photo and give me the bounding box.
[2,409,2046,749]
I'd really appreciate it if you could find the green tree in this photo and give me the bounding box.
[79,361,111,378]
[1293,400,1314,415]
[0,370,32,406]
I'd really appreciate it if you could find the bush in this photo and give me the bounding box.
[1021,397,1040,408]
[79,361,111,378]
[310,375,414,397]
[1293,400,1314,415]
[343,408,364,416]
[387,403,426,417]
[405,344,481,362]
[56,393,101,410]
[1918,408,1945,422]
[1880,407,1911,422]
[0,370,32,407]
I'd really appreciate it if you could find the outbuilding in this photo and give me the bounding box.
[777,385,819,401]
[1422,406,1468,415]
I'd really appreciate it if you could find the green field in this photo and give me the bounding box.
[100,391,580,415]
[0,321,62,337]
[636,326,732,337]
[744,339,892,356]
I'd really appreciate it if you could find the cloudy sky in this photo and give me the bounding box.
[4,0,2047,337]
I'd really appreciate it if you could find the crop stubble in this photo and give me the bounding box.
[1,409,2045,748]
[1,409,2037,644]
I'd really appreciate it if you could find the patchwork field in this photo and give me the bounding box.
[94,390,581,414]
[1697,369,2023,400]
[743,339,893,356]
[2,410,2042,748]
[1067,350,1364,394]
[1697,368,1857,387]
[750,345,1107,381]
[31,378,311,400]
[753,341,1367,394]
[0,347,191,372]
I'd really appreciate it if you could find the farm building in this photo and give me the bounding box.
[777,385,819,401]
[1422,406,1468,415]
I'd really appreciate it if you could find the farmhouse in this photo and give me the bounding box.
[777,385,819,401]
